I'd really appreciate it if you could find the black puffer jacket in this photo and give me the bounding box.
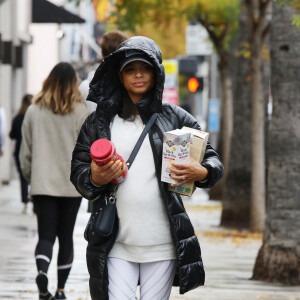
[71,37,224,300]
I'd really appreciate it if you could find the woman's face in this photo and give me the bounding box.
[119,60,155,104]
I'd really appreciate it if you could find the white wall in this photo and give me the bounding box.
[27,24,59,95]
[26,0,96,94]
[26,0,66,95]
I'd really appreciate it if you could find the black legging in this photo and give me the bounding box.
[14,154,29,204]
[33,195,82,289]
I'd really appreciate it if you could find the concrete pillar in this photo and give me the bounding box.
[14,0,32,112]
[0,0,31,183]
[0,0,13,184]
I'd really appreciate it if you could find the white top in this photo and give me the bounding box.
[20,103,88,197]
[108,114,176,263]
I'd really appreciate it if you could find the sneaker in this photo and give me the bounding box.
[39,291,54,300]
[54,290,67,299]
[36,271,54,300]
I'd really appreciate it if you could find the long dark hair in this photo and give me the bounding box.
[118,68,156,121]
[17,94,33,115]
[118,92,137,121]
[33,62,82,114]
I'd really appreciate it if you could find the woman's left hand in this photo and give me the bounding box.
[169,157,208,187]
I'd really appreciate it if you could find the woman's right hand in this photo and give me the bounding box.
[90,159,123,186]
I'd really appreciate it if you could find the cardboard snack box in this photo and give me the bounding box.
[168,127,209,196]
[161,129,191,184]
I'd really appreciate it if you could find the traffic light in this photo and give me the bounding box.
[187,77,203,93]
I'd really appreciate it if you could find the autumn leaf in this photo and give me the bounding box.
[198,229,262,246]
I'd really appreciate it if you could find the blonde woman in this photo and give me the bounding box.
[20,62,88,300]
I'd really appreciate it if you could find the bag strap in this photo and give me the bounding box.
[109,113,158,197]
[126,113,158,169]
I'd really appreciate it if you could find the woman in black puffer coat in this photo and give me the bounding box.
[71,36,223,300]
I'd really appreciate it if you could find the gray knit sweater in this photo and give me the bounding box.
[20,103,88,197]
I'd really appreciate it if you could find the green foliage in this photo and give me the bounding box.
[67,0,240,56]
[236,42,251,59]
[184,0,239,50]
[276,0,300,27]
[292,14,300,27]
[111,0,153,32]
[108,0,240,59]
[278,0,289,6]
[107,0,189,58]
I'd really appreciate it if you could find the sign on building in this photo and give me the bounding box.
[163,59,179,106]
[186,24,213,56]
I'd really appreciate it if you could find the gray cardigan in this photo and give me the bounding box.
[20,103,88,197]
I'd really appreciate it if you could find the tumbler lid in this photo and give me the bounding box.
[90,139,113,160]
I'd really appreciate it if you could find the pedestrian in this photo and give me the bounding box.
[71,36,224,300]
[20,62,88,300]
[9,94,33,214]
[79,30,128,113]
[0,105,6,157]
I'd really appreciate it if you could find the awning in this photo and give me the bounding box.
[32,0,85,24]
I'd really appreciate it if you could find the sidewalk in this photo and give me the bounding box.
[0,180,299,300]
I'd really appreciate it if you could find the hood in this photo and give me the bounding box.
[87,36,165,122]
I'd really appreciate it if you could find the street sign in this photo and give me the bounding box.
[208,99,220,132]
[162,88,179,106]
[164,74,178,89]
[178,56,198,75]
[163,59,179,105]
[186,24,213,56]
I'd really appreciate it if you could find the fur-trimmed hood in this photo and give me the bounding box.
[87,36,165,122]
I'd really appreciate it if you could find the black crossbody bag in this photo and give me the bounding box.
[84,113,158,246]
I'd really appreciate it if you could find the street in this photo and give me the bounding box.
[0,180,299,300]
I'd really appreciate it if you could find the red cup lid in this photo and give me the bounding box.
[90,139,113,160]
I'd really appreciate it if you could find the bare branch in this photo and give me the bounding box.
[245,0,256,33]
[261,22,271,41]
[197,16,230,69]
[259,0,272,19]
[256,0,272,36]
[220,23,229,43]
[197,17,220,48]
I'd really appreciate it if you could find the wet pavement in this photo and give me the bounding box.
[0,180,299,300]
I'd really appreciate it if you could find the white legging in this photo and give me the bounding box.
[107,258,176,300]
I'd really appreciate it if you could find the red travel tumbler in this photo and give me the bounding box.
[90,139,128,184]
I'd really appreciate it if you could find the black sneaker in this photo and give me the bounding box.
[36,271,54,300]
[54,290,67,299]
[39,291,54,300]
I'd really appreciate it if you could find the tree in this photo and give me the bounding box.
[221,0,271,229]
[186,0,239,202]
[109,0,188,59]
[252,1,300,284]
[221,1,252,228]
[244,0,272,231]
